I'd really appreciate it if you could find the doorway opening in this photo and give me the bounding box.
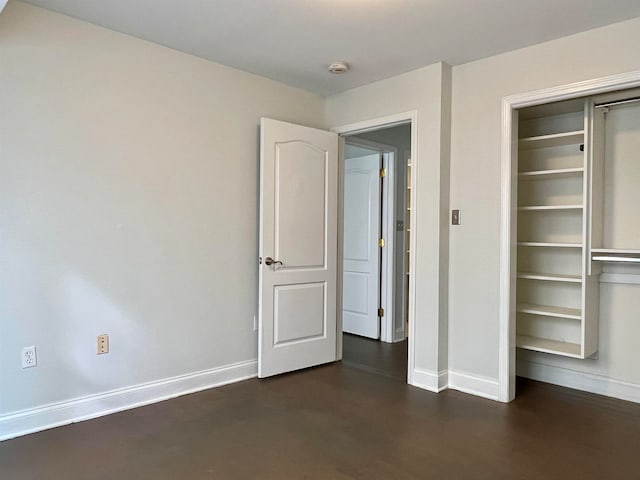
[499,71,640,402]
[340,123,412,380]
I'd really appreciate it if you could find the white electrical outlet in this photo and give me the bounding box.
[22,346,37,368]
[97,334,109,354]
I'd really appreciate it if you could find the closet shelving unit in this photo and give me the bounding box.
[515,98,599,359]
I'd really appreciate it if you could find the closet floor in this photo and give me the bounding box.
[0,366,638,480]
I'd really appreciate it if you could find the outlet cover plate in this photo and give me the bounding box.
[22,346,37,368]
[97,334,109,354]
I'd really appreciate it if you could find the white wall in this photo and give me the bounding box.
[0,0,324,432]
[450,17,640,393]
[326,63,452,390]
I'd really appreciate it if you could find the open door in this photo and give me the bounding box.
[258,118,339,378]
[342,153,382,339]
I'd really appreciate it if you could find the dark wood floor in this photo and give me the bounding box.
[1,360,639,479]
[342,333,408,380]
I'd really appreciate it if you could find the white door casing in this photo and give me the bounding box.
[342,153,382,339]
[259,118,338,378]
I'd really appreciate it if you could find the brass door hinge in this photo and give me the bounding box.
[378,238,385,247]
[378,308,384,317]
[379,168,386,178]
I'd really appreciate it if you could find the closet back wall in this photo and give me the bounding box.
[0,1,324,419]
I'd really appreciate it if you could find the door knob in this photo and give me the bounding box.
[264,256,283,267]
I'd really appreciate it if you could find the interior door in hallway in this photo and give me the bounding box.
[342,153,382,339]
[258,118,339,378]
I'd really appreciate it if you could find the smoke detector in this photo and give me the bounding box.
[328,62,349,74]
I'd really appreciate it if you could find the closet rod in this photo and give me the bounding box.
[594,95,640,109]
[592,255,640,264]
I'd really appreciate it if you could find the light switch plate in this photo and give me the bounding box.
[452,209,461,225]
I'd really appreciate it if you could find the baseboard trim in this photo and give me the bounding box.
[448,370,500,401]
[517,360,640,404]
[393,328,407,343]
[0,359,258,442]
[411,368,448,393]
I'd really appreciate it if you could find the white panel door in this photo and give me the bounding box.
[259,118,338,378]
[342,153,382,339]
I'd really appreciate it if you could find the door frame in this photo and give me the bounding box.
[343,137,398,343]
[499,69,640,402]
[332,111,418,384]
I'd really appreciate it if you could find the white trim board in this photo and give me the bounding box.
[0,360,257,442]
[412,368,448,393]
[411,368,499,401]
[448,370,500,401]
[517,360,640,404]
[499,69,640,403]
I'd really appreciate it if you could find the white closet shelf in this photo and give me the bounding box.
[517,272,582,283]
[518,205,583,211]
[518,167,584,179]
[600,273,640,285]
[516,335,582,357]
[518,130,584,150]
[516,303,581,319]
[518,242,582,248]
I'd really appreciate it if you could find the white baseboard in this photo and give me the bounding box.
[517,360,640,404]
[0,359,257,442]
[411,368,448,393]
[448,370,500,401]
[393,328,406,343]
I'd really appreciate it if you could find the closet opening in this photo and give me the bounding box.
[339,123,412,381]
[508,84,640,402]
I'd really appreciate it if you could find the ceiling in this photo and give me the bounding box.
[20,0,640,96]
